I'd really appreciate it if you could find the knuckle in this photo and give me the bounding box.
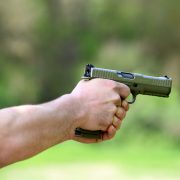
[113,117,120,126]
[123,85,131,95]
[117,107,126,119]
[113,94,121,102]
[122,100,128,106]
[111,105,117,114]
[116,120,121,129]
[107,80,118,89]
[116,109,121,117]
[117,123,121,130]
[110,130,116,139]
[122,110,126,119]
[120,83,129,89]
[120,84,131,98]
[122,100,129,111]
[99,119,110,129]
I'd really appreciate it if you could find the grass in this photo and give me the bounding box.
[1,140,180,180]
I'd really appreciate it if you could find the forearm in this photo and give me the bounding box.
[0,94,76,168]
[0,79,130,168]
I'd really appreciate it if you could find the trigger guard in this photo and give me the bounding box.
[127,94,137,104]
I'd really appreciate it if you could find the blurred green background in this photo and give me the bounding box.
[0,0,180,179]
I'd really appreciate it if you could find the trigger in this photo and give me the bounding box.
[127,93,137,104]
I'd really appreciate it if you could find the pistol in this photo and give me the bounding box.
[75,64,172,139]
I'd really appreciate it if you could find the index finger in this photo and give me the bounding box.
[115,83,131,99]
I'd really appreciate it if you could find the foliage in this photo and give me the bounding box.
[0,0,179,150]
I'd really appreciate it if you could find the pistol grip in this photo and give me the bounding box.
[75,128,103,139]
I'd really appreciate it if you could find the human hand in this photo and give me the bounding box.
[69,79,130,143]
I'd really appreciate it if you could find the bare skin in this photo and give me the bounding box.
[0,79,130,168]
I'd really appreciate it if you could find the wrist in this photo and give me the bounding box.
[62,93,85,140]
[43,94,84,141]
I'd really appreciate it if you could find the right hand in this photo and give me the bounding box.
[70,79,130,143]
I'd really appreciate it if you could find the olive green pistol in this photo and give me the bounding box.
[75,64,172,139]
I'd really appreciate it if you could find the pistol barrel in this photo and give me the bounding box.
[83,64,172,98]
